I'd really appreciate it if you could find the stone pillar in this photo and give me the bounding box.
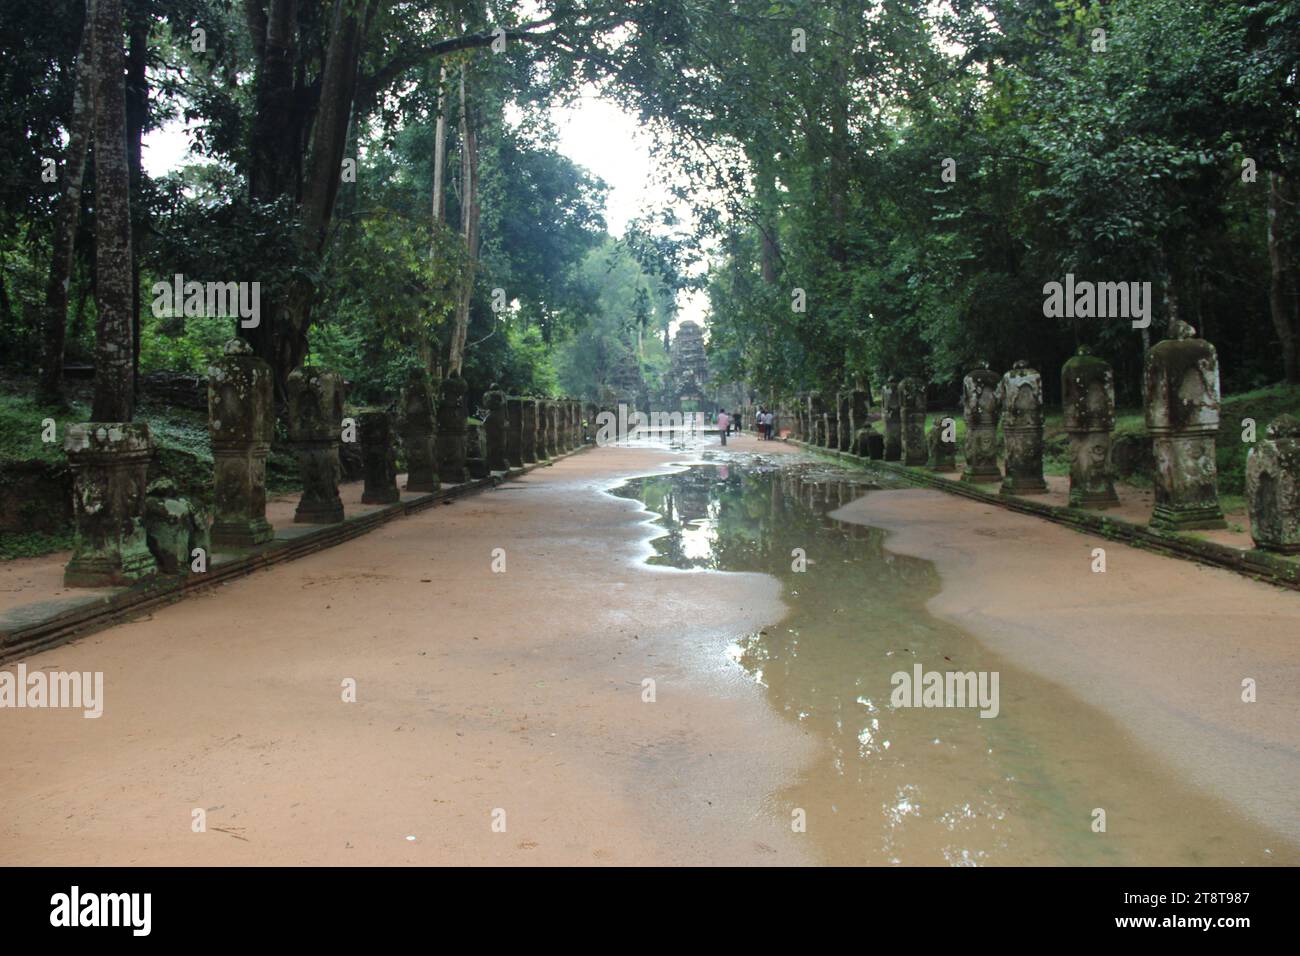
[63,423,158,587]
[849,390,870,452]
[806,392,822,446]
[208,338,274,548]
[359,409,400,504]
[961,364,1001,483]
[506,396,525,468]
[834,391,849,452]
[1062,347,1119,509]
[1247,415,1300,553]
[1145,321,1227,530]
[286,367,345,524]
[881,379,902,461]
[546,401,559,457]
[559,399,572,451]
[400,367,438,492]
[437,376,469,483]
[898,377,928,466]
[466,422,488,479]
[997,361,1048,495]
[485,390,508,471]
[524,399,542,462]
[928,415,958,471]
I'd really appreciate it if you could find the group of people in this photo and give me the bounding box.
[714,408,777,446]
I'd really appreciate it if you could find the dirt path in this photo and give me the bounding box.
[0,441,814,865]
[831,488,1300,847]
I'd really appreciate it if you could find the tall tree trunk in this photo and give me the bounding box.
[90,0,135,422]
[432,64,448,227]
[1268,170,1300,384]
[448,66,480,376]
[126,8,149,395]
[38,0,97,407]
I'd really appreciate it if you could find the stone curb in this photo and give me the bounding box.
[0,445,593,664]
[785,439,1300,593]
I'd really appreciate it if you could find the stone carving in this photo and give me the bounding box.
[143,477,210,574]
[524,399,541,462]
[63,422,158,587]
[436,376,469,483]
[898,377,928,466]
[1062,347,1119,509]
[881,378,902,461]
[359,409,400,504]
[849,390,870,450]
[400,367,438,493]
[208,338,274,547]
[997,361,1048,495]
[484,390,508,471]
[546,400,559,458]
[836,390,851,452]
[466,422,488,479]
[1247,414,1300,552]
[1144,321,1227,530]
[287,366,345,524]
[506,396,524,468]
[960,363,1001,483]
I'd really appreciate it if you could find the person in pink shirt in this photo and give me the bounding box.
[717,409,730,445]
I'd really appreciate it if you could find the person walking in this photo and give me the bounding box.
[717,409,730,446]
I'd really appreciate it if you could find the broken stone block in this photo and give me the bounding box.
[287,366,345,524]
[1246,414,1300,553]
[400,367,438,493]
[898,377,929,466]
[997,361,1048,495]
[928,416,958,472]
[961,363,1001,484]
[143,477,209,574]
[437,376,469,483]
[1144,321,1227,531]
[881,379,902,461]
[358,409,400,505]
[1062,347,1119,509]
[63,422,158,587]
[208,338,274,548]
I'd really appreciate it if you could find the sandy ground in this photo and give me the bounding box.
[1,441,817,865]
[831,487,1300,845]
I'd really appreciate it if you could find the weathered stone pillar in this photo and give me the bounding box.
[835,390,851,452]
[928,415,958,471]
[1062,347,1119,509]
[1145,321,1227,530]
[208,338,274,548]
[560,399,572,451]
[881,378,902,461]
[485,390,508,471]
[506,396,525,468]
[806,392,822,446]
[287,366,345,524]
[466,422,489,479]
[400,367,438,492]
[359,409,400,504]
[525,399,542,461]
[898,377,928,466]
[63,423,158,586]
[546,400,559,457]
[960,363,1001,483]
[436,376,469,483]
[997,361,1048,495]
[849,390,870,451]
[1247,415,1300,552]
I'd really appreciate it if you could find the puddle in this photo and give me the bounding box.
[611,459,1292,865]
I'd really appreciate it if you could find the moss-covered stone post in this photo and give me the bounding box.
[400,367,438,493]
[436,376,468,483]
[960,363,1001,483]
[287,366,345,524]
[506,396,524,468]
[1144,322,1227,530]
[1062,347,1119,509]
[899,377,928,466]
[485,390,509,472]
[523,398,540,463]
[359,408,400,505]
[997,361,1048,495]
[882,378,902,461]
[1246,414,1300,552]
[208,338,274,547]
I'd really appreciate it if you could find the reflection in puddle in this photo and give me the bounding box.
[612,460,1293,866]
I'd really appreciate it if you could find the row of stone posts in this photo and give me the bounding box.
[793,322,1298,553]
[61,339,591,587]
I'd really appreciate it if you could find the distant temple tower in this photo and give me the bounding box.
[669,321,709,407]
